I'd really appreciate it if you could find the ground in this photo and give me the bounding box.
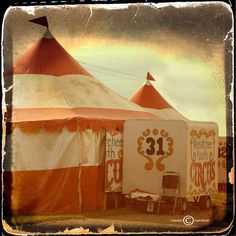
[3,192,233,234]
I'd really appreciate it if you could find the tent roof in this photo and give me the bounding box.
[129,73,188,120]
[5,29,159,131]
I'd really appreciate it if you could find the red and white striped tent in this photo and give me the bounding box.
[129,72,188,121]
[3,17,158,215]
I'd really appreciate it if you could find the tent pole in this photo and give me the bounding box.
[104,192,107,210]
[78,165,82,213]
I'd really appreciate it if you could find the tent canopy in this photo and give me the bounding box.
[5,29,159,131]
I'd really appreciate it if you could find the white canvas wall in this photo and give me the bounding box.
[4,126,106,171]
[79,129,106,165]
[4,126,79,171]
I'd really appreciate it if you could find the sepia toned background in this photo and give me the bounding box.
[2,2,234,234]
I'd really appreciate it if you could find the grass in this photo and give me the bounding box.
[211,192,227,206]
[8,214,86,225]
[5,192,229,227]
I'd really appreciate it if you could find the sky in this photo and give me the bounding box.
[3,2,233,136]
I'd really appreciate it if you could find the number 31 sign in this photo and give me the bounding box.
[137,128,174,171]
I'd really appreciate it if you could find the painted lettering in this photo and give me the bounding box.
[190,159,215,189]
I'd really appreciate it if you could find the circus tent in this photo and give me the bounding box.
[3,17,158,215]
[129,72,188,121]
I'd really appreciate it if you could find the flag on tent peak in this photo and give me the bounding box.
[146,72,155,81]
[29,16,49,28]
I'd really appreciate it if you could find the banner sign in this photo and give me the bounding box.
[188,128,217,195]
[105,131,123,192]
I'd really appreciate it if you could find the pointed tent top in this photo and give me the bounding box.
[29,16,49,28]
[5,24,91,77]
[129,72,188,120]
[130,83,172,110]
[43,28,54,39]
[130,71,172,109]
[146,72,155,81]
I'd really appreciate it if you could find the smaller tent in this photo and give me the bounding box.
[129,72,188,121]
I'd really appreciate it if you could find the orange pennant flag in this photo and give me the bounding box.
[146,72,155,81]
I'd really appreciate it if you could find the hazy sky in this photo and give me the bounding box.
[3,3,233,136]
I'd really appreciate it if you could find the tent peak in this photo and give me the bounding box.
[43,28,54,39]
[144,80,152,86]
